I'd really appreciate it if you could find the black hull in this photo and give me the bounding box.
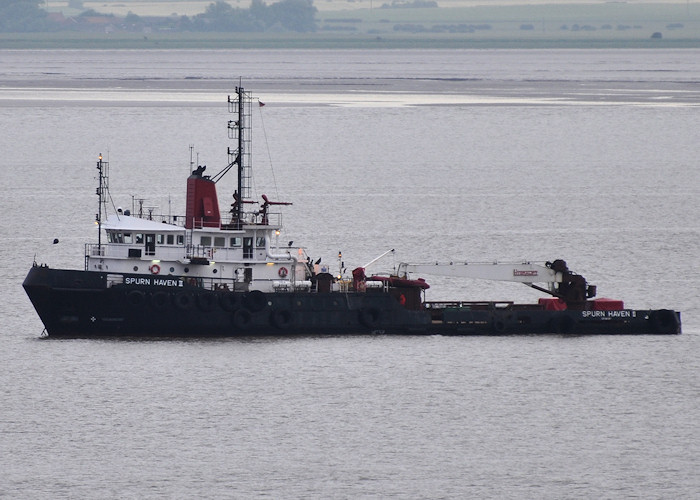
[23,266,681,338]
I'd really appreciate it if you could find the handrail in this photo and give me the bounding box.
[425,301,515,310]
[111,210,283,229]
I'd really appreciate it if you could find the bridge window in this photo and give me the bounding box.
[229,237,241,247]
[256,237,265,248]
[166,234,174,245]
[123,232,132,244]
[214,237,225,247]
[201,236,212,246]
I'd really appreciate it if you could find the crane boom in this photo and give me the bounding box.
[396,259,595,304]
[397,261,561,284]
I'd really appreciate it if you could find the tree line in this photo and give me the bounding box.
[0,0,318,32]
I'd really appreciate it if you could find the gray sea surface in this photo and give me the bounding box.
[1,49,699,498]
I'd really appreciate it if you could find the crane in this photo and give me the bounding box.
[397,259,596,305]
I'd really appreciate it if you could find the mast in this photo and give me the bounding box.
[222,86,252,227]
[237,87,244,223]
[95,153,108,251]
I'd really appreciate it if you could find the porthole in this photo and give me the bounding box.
[133,266,138,272]
[213,269,218,274]
[184,267,189,273]
[170,267,175,273]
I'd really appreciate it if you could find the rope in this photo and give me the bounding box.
[257,100,280,199]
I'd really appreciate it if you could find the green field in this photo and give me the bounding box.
[3,2,700,49]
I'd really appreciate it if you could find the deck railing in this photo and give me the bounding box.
[119,210,283,229]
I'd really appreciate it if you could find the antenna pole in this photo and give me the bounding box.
[96,153,107,251]
[237,86,244,225]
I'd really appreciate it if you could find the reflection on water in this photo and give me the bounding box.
[3,48,700,108]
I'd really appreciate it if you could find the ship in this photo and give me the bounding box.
[23,87,681,337]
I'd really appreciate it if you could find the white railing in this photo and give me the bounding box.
[122,209,283,229]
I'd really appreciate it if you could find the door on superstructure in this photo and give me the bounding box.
[243,237,253,259]
[145,233,156,256]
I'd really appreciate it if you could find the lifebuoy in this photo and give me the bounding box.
[149,264,160,275]
[278,267,289,278]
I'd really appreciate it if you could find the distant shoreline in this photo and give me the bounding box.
[2,33,700,50]
[4,1,699,49]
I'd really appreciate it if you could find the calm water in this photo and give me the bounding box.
[1,49,699,498]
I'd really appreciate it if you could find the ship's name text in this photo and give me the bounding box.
[581,310,635,318]
[125,277,184,287]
